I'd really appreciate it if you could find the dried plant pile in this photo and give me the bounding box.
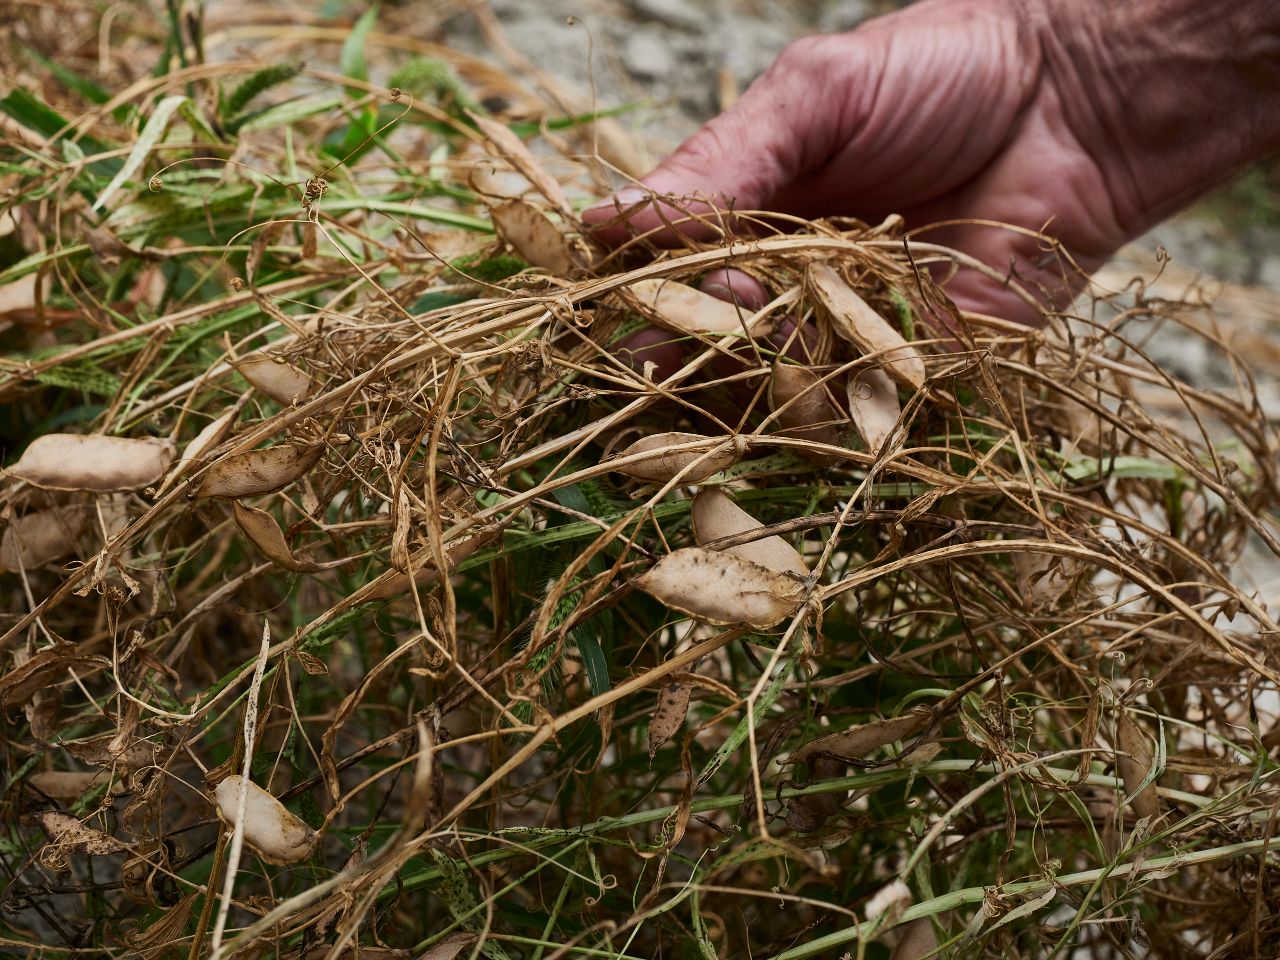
[3,6,1280,959]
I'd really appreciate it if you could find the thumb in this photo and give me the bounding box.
[584,36,843,244]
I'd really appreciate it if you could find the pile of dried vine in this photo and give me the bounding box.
[2,4,1280,958]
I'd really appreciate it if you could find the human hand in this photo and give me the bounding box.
[586,0,1280,326]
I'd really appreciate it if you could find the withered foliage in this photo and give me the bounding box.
[2,4,1280,959]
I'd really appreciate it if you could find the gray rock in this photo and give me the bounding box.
[820,0,872,33]
[623,29,677,81]
[632,0,705,31]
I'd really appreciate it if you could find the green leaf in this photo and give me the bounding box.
[93,95,188,211]
[340,7,379,88]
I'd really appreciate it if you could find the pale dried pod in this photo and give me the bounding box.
[769,361,846,462]
[233,501,320,573]
[8,434,175,492]
[1115,710,1161,821]
[467,159,534,201]
[891,917,940,960]
[787,708,933,766]
[469,111,573,215]
[626,278,766,337]
[195,444,323,499]
[635,547,805,629]
[847,365,902,453]
[491,199,578,275]
[809,262,926,390]
[0,507,86,572]
[232,355,316,406]
[648,681,692,758]
[611,432,741,484]
[692,488,808,577]
[212,774,318,864]
[25,771,116,802]
[158,406,239,495]
[364,529,496,602]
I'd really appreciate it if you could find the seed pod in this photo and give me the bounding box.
[769,361,845,462]
[25,771,116,802]
[648,681,692,758]
[469,111,573,215]
[8,434,175,492]
[891,918,940,960]
[1115,710,1161,820]
[211,775,318,864]
[491,200,578,275]
[611,432,741,484]
[468,159,534,201]
[159,407,239,495]
[847,366,901,452]
[195,444,322,499]
[232,355,316,406]
[787,708,933,766]
[809,262,926,390]
[635,547,805,629]
[233,501,319,572]
[627,278,765,337]
[0,507,85,572]
[692,488,807,577]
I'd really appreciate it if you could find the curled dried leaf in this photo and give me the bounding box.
[635,547,805,629]
[468,159,534,201]
[469,111,572,215]
[491,199,578,275]
[0,507,85,572]
[233,501,319,572]
[611,432,741,484]
[31,811,125,856]
[212,774,318,865]
[692,488,807,577]
[1116,710,1161,820]
[648,681,692,758]
[626,278,765,337]
[195,444,322,499]
[1014,550,1079,610]
[846,365,902,453]
[8,434,175,492]
[787,708,933,766]
[232,355,316,406]
[809,262,925,390]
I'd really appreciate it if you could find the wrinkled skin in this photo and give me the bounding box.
[587,0,1280,325]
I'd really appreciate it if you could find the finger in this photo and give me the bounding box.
[698,269,770,311]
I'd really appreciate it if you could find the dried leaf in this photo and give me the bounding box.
[787,709,933,766]
[419,933,479,960]
[195,444,323,499]
[0,507,85,572]
[232,354,316,406]
[635,547,805,629]
[491,199,577,275]
[1116,710,1161,820]
[648,682,691,757]
[769,362,845,461]
[692,488,807,577]
[25,771,115,802]
[891,918,940,960]
[32,811,125,855]
[1013,550,1078,610]
[1,645,100,707]
[211,774,318,864]
[468,159,533,201]
[8,434,175,492]
[233,501,319,572]
[626,278,765,337]
[0,271,46,315]
[611,432,741,483]
[846,365,901,452]
[809,262,926,390]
